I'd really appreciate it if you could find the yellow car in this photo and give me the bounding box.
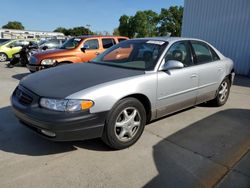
[0,39,37,62]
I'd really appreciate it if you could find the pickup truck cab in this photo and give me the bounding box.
[27,35,128,72]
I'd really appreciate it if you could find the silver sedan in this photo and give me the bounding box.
[11,37,234,149]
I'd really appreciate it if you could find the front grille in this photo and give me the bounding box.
[15,87,33,105]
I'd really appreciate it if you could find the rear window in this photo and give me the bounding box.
[102,38,116,49]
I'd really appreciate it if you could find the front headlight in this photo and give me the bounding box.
[40,98,94,112]
[41,59,56,65]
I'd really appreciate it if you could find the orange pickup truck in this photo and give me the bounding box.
[27,35,128,72]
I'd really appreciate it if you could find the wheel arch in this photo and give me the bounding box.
[120,93,152,123]
[56,60,73,65]
[0,52,9,60]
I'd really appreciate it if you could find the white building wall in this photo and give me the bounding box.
[182,0,250,75]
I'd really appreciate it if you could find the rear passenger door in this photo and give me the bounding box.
[190,41,222,104]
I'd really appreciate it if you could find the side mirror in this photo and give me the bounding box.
[160,60,184,71]
[42,46,48,50]
[9,45,13,48]
[81,44,90,53]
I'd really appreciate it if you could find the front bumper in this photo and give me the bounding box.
[26,64,52,72]
[11,86,107,141]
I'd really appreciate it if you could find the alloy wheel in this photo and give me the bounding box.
[218,81,228,102]
[114,107,141,142]
[0,53,7,62]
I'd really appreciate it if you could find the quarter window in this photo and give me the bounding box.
[84,39,99,49]
[191,42,213,64]
[102,38,116,49]
[165,41,193,67]
[209,46,220,61]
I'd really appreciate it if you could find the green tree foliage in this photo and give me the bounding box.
[158,6,183,37]
[54,26,93,36]
[132,10,158,37]
[118,15,134,38]
[117,6,183,38]
[113,28,120,36]
[2,21,25,30]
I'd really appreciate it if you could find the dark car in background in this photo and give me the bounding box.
[0,39,11,45]
[38,39,66,50]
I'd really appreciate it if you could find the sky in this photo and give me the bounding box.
[0,0,184,33]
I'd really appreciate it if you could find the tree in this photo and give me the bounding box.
[54,27,68,34]
[116,6,183,38]
[131,10,158,38]
[53,26,93,36]
[69,26,93,36]
[2,21,25,30]
[118,15,134,38]
[113,28,120,36]
[158,6,183,36]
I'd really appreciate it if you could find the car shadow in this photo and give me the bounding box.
[144,109,250,188]
[12,73,30,80]
[0,106,111,156]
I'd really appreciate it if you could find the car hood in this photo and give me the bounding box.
[20,63,144,98]
[32,49,71,60]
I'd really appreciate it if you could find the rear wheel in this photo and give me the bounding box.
[0,53,7,62]
[102,98,146,149]
[211,78,231,106]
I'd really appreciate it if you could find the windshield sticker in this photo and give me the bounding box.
[146,40,165,45]
[74,38,81,41]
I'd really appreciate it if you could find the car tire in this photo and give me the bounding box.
[211,78,231,106]
[0,53,8,62]
[102,98,146,149]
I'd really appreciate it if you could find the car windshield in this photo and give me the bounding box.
[60,38,82,49]
[91,39,168,71]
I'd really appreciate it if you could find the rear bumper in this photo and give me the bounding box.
[11,87,107,141]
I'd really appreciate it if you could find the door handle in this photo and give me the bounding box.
[95,52,100,55]
[218,67,223,72]
[190,74,198,78]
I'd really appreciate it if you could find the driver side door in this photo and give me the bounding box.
[156,41,199,118]
[80,38,102,62]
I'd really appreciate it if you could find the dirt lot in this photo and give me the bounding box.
[0,62,249,188]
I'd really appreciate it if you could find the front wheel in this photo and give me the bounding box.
[0,53,8,62]
[102,98,146,149]
[211,78,231,106]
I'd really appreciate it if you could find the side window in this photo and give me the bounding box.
[191,41,213,64]
[165,41,193,67]
[118,38,127,43]
[84,39,99,49]
[102,38,115,49]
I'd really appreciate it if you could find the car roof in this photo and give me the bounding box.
[132,37,206,43]
[77,35,128,39]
